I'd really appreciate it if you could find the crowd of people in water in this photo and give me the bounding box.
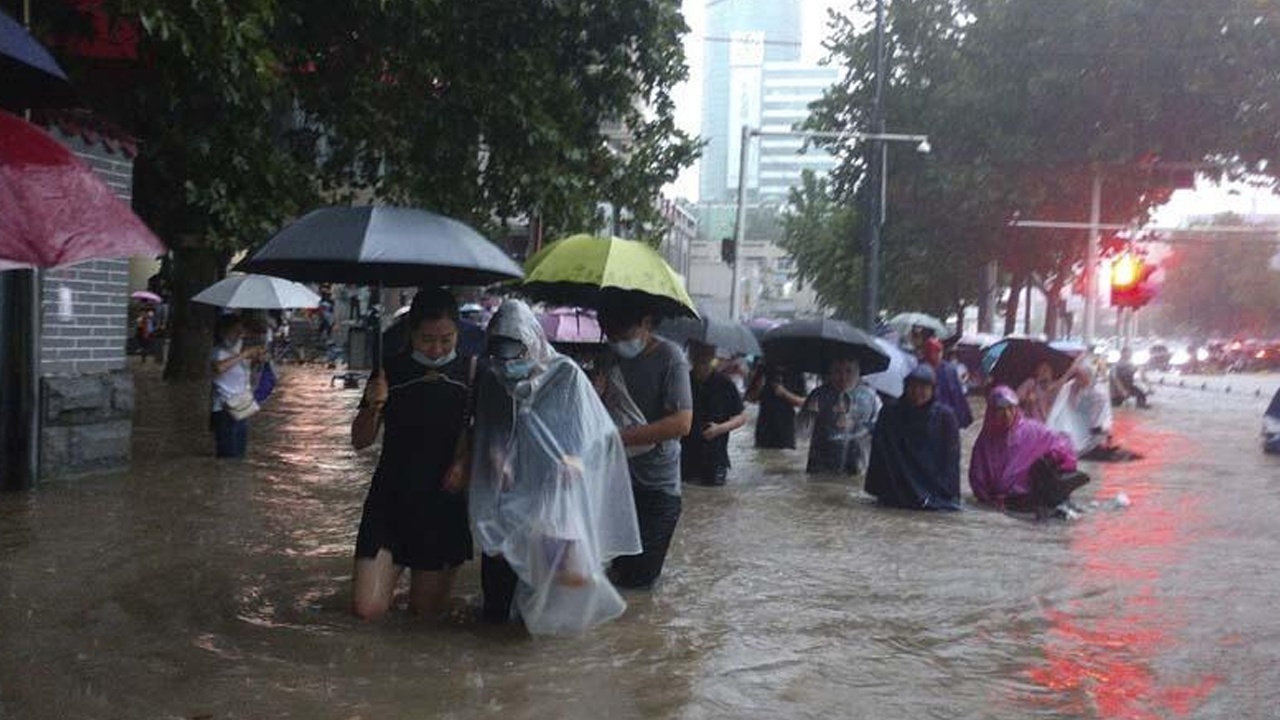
[205,288,1164,635]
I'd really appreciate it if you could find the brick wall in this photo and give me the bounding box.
[40,131,133,376]
[38,128,138,478]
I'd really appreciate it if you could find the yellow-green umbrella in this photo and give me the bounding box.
[521,234,697,317]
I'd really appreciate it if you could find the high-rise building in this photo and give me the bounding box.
[691,0,836,320]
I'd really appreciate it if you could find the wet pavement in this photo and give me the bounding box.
[2,362,1279,719]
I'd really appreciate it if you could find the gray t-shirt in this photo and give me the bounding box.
[616,336,693,496]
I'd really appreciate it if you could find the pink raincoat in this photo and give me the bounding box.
[969,386,1077,504]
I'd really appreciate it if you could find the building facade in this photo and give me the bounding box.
[692,0,836,320]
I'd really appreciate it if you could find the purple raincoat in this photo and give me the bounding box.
[969,386,1077,504]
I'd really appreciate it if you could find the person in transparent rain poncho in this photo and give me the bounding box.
[470,300,642,635]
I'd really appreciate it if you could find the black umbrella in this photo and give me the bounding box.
[239,206,524,371]
[0,9,75,110]
[238,206,524,287]
[656,316,761,356]
[761,318,890,375]
[981,338,1074,388]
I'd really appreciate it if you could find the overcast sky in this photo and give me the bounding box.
[668,0,1280,226]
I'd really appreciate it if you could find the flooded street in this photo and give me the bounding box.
[3,363,1279,719]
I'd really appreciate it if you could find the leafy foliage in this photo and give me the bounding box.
[787,0,1280,330]
[1156,215,1280,336]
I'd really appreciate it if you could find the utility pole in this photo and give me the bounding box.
[1082,168,1102,344]
[863,0,887,330]
[729,124,751,321]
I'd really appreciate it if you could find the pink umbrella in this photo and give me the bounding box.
[537,307,603,345]
[131,290,161,304]
[0,110,165,267]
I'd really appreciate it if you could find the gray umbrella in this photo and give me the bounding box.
[238,206,524,287]
[656,316,761,356]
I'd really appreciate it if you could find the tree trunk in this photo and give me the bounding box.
[162,240,222,382]
[1003,272,1024,336]
[1044,274,1064,341]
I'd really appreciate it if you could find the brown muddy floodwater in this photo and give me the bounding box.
[2,363,1279,719]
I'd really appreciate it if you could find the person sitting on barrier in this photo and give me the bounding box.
[970,386,1090,520]
[1110,347,1151,408]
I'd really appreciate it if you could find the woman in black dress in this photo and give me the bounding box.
[350,288,474,620]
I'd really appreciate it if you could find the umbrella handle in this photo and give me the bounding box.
[369,283,383,375]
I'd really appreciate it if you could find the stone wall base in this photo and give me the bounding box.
[41,371,133,479]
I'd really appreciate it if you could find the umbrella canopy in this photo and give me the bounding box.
[192,273,321,310]
[982,338,1074,387]
[761,318,890,376]
[657,316,761,356]
[0,9,75,110]
[0,111,165,267]
[537,307,604,346]
[746,316,783,339]
[888,311,948,338]
[520,234,697,318]
[864,337,919,399]
[238,206,524,287]
[130,290,162,304]
[1048,339,1088,358]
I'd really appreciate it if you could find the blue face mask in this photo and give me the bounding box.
[610,337,645,360]
[412,349,456,369]
[502,359,535,380]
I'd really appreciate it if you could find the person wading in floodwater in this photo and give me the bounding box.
[349,288,475,620]
[598,301,693,590]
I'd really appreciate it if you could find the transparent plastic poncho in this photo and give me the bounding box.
[1047,375,1113,455]
[470,300,641,635]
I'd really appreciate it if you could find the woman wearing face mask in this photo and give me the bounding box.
[210,313,266,458]
[349,288,475,620]
[470,299,641,634]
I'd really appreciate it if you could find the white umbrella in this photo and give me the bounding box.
[864,336,919,399]
[192,273,321,309]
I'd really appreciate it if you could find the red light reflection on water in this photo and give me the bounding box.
[1019,422,1221,718]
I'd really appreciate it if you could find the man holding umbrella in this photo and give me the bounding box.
[598,301,693,590]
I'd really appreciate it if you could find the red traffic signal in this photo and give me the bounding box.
[1109,254,1157,308]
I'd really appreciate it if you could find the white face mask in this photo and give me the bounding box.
[611,337,645,360]
[229,338,244,354]
[413,349,456,368]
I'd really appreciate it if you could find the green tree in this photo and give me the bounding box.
[49,0,698,379]
[778,171,862,319]
[1156,216,1280,336]
[796,0,1280,336]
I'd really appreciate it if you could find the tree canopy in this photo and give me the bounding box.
[785,0,1280,330]
[43,0,698,377]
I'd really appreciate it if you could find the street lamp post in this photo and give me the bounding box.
[729,126,931,323]
[866,0,888,331]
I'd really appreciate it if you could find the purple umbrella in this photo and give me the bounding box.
[537,308,603,346]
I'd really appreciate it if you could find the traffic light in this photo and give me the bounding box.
[720,237,736,264]
[1109,253,1158,308]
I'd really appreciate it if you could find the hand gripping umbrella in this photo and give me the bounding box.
[761,318,890,376]
[238,206,524,371]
